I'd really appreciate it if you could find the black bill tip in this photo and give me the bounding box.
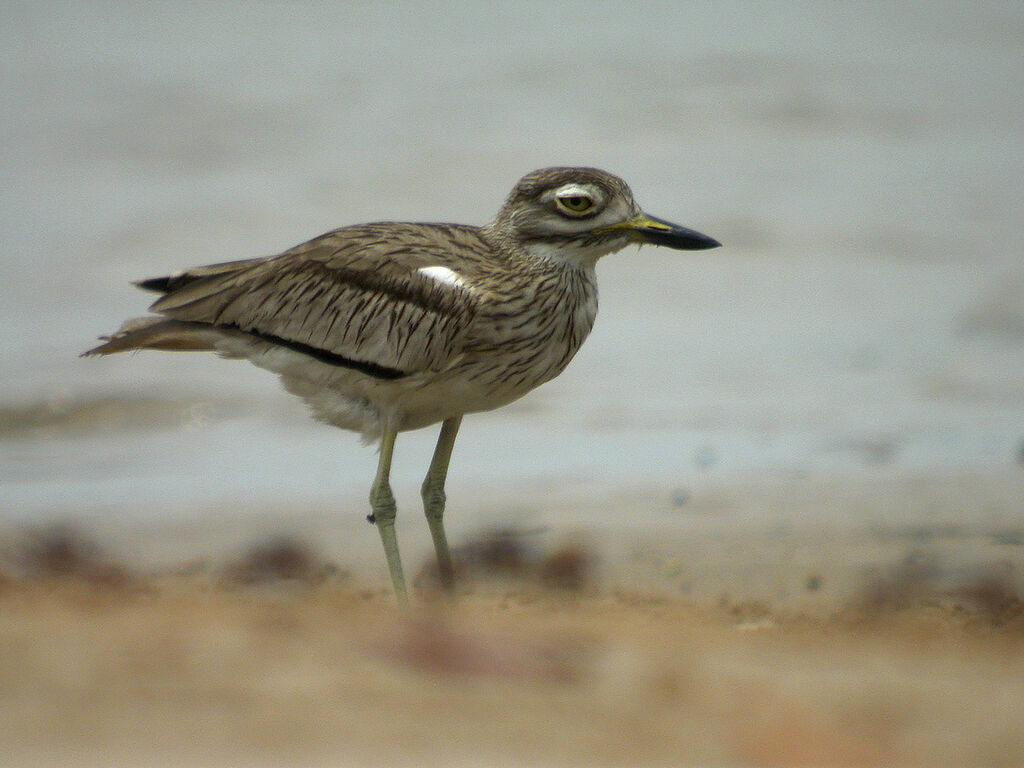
[631,214,721,250]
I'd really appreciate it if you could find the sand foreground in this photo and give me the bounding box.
[2,469,1023,767]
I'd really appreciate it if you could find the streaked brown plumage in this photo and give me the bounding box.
[85,167,720,603]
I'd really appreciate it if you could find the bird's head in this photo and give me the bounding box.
[484,167,720,265]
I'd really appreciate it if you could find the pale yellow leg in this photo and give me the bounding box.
[421,416,462,593]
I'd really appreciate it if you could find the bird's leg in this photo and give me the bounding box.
[368,428,407,605]
[421,416,462,593]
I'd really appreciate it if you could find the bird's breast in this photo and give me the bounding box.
[455,263,599,403]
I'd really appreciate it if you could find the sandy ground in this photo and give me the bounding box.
[2,469,1023,768]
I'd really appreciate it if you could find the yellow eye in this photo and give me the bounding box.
[556,194,595,215]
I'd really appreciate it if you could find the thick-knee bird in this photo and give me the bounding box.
[85,167,720,603]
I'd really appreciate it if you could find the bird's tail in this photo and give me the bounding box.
[81,317,218,357]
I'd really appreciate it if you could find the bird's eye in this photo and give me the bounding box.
[555,193,595,215]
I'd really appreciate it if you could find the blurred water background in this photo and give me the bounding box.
[3,2,1023,535]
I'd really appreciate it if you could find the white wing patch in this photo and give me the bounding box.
[418,265,470,290]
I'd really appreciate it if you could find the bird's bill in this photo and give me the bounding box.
[608,214,721,250]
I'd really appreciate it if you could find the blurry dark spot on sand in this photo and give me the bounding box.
[539,545,593,591]
[856,550,942,612]
[718,595,773,624]
[852,550,1024,629]
[458,527,534,575]
[415,527,596,594]
[220,536,343,586]
[952,574,1024,626]
[6,524,136,587]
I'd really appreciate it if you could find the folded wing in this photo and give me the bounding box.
[144,223,483,376]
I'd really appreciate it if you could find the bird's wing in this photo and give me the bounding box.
[145,223,486,375]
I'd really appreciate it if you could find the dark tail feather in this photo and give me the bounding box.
[134,258,265,295]
[135,275,179,293]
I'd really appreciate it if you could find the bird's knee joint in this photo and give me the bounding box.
[369,484,397,525]
[421,481,446,519]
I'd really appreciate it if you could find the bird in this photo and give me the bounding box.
[84,167,720,604]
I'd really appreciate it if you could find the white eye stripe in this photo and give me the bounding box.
[417,265,470,289]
